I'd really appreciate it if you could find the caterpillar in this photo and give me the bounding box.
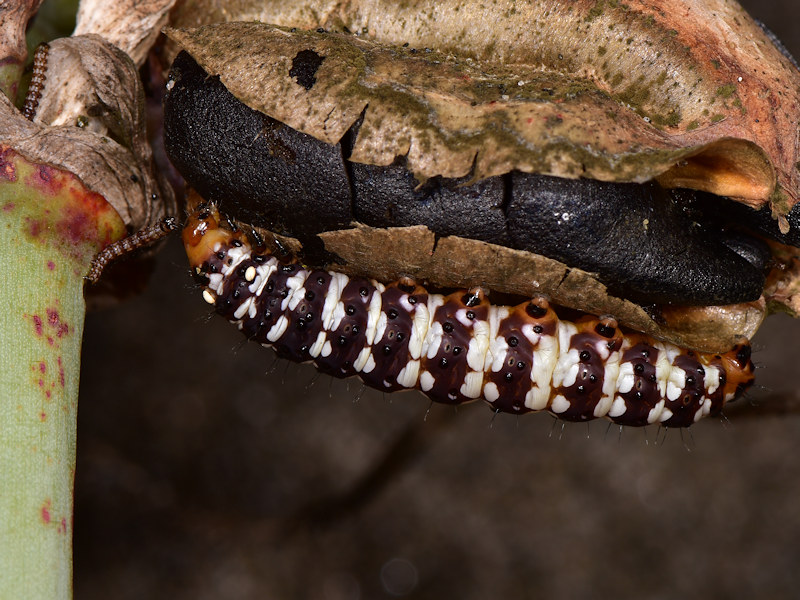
[184,204,755,428]
[85,217,178,284]
[22,42,49,121]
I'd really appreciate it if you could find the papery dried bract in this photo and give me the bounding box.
[168,0,800,210]
[3,35,174,230]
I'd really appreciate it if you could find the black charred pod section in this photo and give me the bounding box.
[164,51,776,307]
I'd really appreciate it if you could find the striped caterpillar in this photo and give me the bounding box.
[22,42,49,121]
[184,203,755,428]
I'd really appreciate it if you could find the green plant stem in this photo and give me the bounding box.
[0,148,125,600]
[0,224,84,598]
[0,60,22,104]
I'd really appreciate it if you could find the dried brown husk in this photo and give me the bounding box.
[167,0,800,211]
[167,2,800,349]
[3,35,174,230]
[74,0,176,67]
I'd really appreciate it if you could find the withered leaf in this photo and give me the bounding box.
[4,35,174,230]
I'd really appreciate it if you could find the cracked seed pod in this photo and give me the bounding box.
[161,1,800,425]
[163,4,800,354]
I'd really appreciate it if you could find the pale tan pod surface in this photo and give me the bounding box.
[168,0,800,211]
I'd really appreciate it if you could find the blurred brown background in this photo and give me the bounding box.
[76,2,800,598]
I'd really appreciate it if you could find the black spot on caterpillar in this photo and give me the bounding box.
[22,42,49,121]
[184,204,756,428]
[86,217,179,284]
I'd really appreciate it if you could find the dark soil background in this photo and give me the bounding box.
[75,2,800,599]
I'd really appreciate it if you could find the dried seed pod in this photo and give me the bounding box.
[163,1,800,423]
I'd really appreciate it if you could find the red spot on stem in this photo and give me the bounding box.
[2,202,14,211]
[26,163,66,196]
[41,500,51,524]
[39,362,46,374]
[47,260,55,270]
[0,148,16,181]
[40,411,47,421]
[32,315,43,337]
[57,356,65,388]
[45,308,69,337]
[26,217,44,238]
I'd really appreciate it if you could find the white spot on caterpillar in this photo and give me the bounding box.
[424,321,444,360]
[222,246,248,275]
[361,352,376,374]
[396,359,420,388]
[597,349,621,417]
[666,367,686,402]
[609,397,627,418]
[331,300,347,332]
[550,395,570,414]
[466,318,490,372]
[460,371,483,399]
[202,289,216,305]
[647,399,665,424]
[485,305,510,373]
[400,294,416,312]
[408,303,430,360]
[208,272,224,293]
[266,315,289,342]
[553,349,580,388]
[244,266,256,282]
[528,331,559,411]
[616,362,635,394]
[704,365,721,394]
[488,340,508,373]
[420,370,435,392]
[233,297,253,320]
[694,398,712,422]
[284,272,308,311]
[653,341,673,397]
[250,262,277,295]
[309,331,327,358]
[483,382,499,402]
[364,283,385,345]
[354,346,373,372]
[455,309,472,327]
[322,273,347,330]
[552,322,579,388]
[524,388,543,411]
[374,311,389,345]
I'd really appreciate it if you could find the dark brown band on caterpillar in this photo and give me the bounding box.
[184,205,756,428]
[22,42,49,121]
[86,217,178,284]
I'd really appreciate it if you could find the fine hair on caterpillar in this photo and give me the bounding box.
[183,203,756,429]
